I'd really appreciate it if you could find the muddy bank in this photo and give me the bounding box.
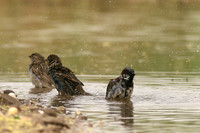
[0,96,94,133]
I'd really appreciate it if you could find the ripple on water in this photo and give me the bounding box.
[0,73,200,133]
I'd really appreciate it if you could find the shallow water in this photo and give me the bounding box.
[1,0,200,132]
[1,72,200,133]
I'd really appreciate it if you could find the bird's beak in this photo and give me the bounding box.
[29,55,31,58]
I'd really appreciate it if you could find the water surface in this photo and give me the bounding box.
[1,72,200,133]
[0,0,200,74]
[0,0,200,132]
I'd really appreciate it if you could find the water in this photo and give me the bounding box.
[1,0,200,74]
[1,72,200,133]
[1,0,200,132]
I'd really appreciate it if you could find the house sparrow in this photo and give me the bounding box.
[29,53,54,89]
[46,54,89,96]
[106,67,135,100]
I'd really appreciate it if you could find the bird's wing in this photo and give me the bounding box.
[31,63,53,86]
[58,67,84,86]
[52,74,75,95]
[106,79,118,97]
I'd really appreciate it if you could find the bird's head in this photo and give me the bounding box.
[46,54,62,69]
[121,67,135,82]
[29,53,45,63]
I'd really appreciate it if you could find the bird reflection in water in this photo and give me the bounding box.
[50,95,74,107]
[29,87,53,94]
[108,101,134,128]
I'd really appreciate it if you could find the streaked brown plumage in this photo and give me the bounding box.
[46,54,89,96]
[29,53,54,89]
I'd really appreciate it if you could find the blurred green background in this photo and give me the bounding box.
[0,0,200,75]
